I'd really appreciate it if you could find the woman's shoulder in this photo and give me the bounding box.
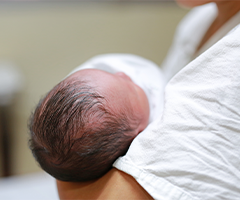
[57,168,153,200]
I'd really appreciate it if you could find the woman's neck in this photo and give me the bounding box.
[196,1,240,53]
[216,1,240,26]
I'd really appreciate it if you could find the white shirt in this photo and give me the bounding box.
[114,4,240,200]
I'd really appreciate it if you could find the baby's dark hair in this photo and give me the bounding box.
[28,79,137,182]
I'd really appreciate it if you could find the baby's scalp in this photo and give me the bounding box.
[29,69,148,182]
[65,68,150,134]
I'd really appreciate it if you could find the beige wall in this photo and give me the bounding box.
[0,2,188,176]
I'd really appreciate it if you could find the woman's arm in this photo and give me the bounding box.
[57,168,153,200]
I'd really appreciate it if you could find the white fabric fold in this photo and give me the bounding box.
[114,21,240,200]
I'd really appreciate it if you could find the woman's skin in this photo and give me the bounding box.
[57,1,240,199]
[57,169,153,200]
[177,0,240,52]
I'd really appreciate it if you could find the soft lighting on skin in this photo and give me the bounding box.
[176,0,212,8]
[66,69,150,136]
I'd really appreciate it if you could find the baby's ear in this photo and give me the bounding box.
[124,128,139,138]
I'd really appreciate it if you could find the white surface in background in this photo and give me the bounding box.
[0,172,58,200]
[0,61,24,106]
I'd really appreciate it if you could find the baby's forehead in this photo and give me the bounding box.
[66,69,109,81]
[63,69,114,96]
[65,69,120,91]
[67,68,129,98]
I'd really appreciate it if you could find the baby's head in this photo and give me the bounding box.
[29,69,149,182]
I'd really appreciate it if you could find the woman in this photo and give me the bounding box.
[162,0,240,82]
[57,1,240,199]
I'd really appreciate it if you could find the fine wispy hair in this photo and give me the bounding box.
[29,79,136,181]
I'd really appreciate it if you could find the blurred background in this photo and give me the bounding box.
[0,0,188,199]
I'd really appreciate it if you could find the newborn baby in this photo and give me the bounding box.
[29,54,164,182]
